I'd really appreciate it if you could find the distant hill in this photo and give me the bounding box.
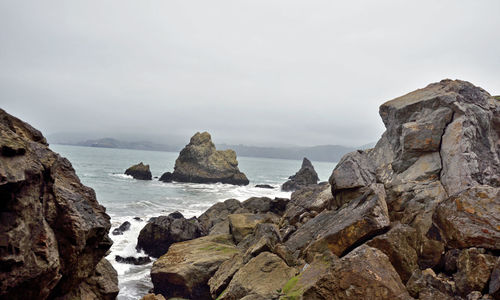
[56,137,375,162]
[71,138,180,152]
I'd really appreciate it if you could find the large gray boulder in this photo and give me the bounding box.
[125,162,152,180]
[282,157,319,191]
[170,132,249,185]
[0,109,117,299]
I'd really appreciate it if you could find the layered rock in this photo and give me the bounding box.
[169,132,249,185]
[0,108,117,299]
[125,162,152,180]
[282,157,319,191]
[136,211,202,258]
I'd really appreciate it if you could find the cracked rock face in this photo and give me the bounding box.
[0,109,117,299]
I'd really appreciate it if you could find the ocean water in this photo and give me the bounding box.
[50,144,337,300]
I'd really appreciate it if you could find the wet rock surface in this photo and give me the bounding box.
[0,108,117,299]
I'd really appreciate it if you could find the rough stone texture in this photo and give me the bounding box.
[406,268,457,300]
[151,234,239,299]
[282,158,319,191]
[115,255,151,265]
[136,211,202,258]
[217,252,296,300]
[0,108,116,299]
[56,258,119,300]
[198,199,244,235]
[125,162,152,180]
[366,223,419,283]
[489,258,500,299]
[433,185,500,250]
[285,184,390,258]
[228,213,270,243]
[329,150,376,192]
[302,245,410,300]
[208,254,244,299]
[281,182,332,227]
[171,132,249,185]
[453,248,497,296]
[140,294,166,300]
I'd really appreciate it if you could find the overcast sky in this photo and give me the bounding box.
[1,1,499,147]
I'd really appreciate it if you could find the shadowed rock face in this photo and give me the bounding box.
[171,132,249,185]
[125,162,152,180]
[0,108,117,299]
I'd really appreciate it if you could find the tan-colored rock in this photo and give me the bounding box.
[406,268,457,299]
[454,248,497,296]
[433,186,500,250]
[171,132,249,185]
[140,293,166,300]
[218,252,296,300]
[151,234,239,299]
[228,213,269,243]
[302,245,410,300]
[208,254,244,299]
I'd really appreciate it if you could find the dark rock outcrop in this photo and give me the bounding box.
[125,162,152,180]
[112,221,131,235]
[136,211,202,258]
[0,108,117,299]
[255,184,274,189]
[158,172,173,182]
[115,255,151,265]
[281,157,319,191]
[170,132,249,185]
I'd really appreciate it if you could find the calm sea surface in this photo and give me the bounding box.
[51,144,337,300]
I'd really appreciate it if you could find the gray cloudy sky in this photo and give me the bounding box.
[1,1,499,147]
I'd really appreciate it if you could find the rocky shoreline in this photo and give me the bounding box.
[1,79,499,300]
[138,80,500,300]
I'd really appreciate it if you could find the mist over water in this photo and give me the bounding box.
[51,144,336,299]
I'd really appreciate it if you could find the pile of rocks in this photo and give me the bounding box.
[139,80,500,300]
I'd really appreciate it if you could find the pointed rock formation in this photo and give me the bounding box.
[281,157,319,191]
[170,132,249,185]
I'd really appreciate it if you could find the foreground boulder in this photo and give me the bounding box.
[125,162,152,180]
[136,211,202,258]
[169,132,249,185]
[0,109,117,299]
[282,157,319,191]
[151,234,239,299]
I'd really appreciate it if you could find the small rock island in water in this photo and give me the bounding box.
[160,131,249,185]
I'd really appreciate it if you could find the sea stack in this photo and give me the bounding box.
[281,157,319,191]
[125,162,152,180]
[170,132,249,185]
[0,109,118,299]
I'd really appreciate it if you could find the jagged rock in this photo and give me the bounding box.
[58,258,119,300]
[0,109,116,299]
[170,132,249,185]
[406,268,456,300]
[282,158,319,191]
[125,162,152,180]
[238,223,281,260]
[158,172,173,182]
[112,221,131,235]
[208,254,245,299]
[453,248,497,296]
[151,234,239,299]
[329,150,376,192]
[281,182,332,228]
[302,245,410,300]
[136,211,202,258]
[444,249,461,274]
[217,252,296,300]
[433,185,500,250]
[198,199,244,234]
[366,223,419,283]
[115,255,151,265]
[228,213,270,243]
[255,184,274,189]
[285,184,390,259]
